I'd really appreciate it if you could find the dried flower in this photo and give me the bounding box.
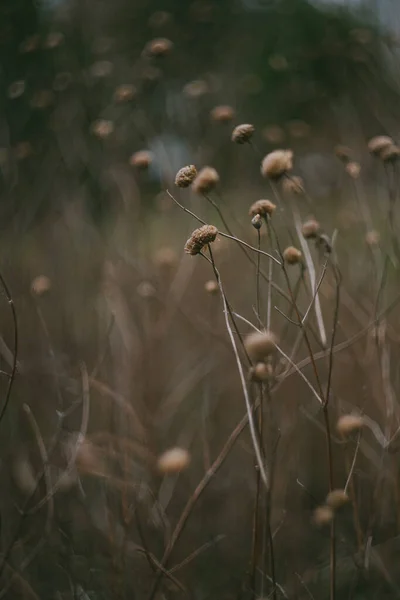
[184,225,218,255]
[251,214,262,229]
[249,199,276,218]
[283,246,302,265]
[261,150,293,179]
[31,275,51,296]
[157,448,190,473]
[302,219,321,239]
[91,119,114,139]
[210,105,235,123]
[365,230,380,246]
[231,123,255,144]
[326,489,349,510]
[368,135,393,156]
[282,175,304,195]
[345,161,361,179]
[244,330,277,361]
[335,145,352,162]
[145,37,173,57]
[205,280,219,294]
[337,414,364,436]
[192,167,219,194]
[175,165,197,188]
[114,84,136,103]
[381,144,400,163]
[313,505,334,526]
[130,150,153,169]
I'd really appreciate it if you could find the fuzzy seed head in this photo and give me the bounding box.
[261,150,293,179]
[335,145,352,162]
[130,150,153,169]
[191,167,220,194]
[175,165,197,188]
[205,280,219,295]
[313,505,334,526]
[249,199,276,218]
[184,225,218,255]
[345,161,361,179]
[232,123,255,144]
[283,246,302,265]
[157,448,190,474]
[31,275,51,296]
[145,37,173,57]
[92,119,114,139]
[244,330,277,361]
[282,175,304,195]
[337,414,364,436]
[381,144,400,163]
[210,105,235,123]
[326,489,349,510]
[302,219,321,239]
[368,135,393,156]
[365,230,380,246]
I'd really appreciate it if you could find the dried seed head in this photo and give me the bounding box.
[337,414,364,436]
[129,150,153,169]
[381,144,400,163]
[313,505,334,526]
[31,275,51,296]
[251,214,262,229]
[175,165,197,188]
[157,448,190,473]
[283,246,302,265]
[345,161,361,179]
[205,280,219,294]
[282,175,304,195]
[183,79,209,98]
[249,199,276,218]
[145,37,173,57]
[335,145,352,162]
[91,119,114,139]
[261,150,293,179]
[365,230,380,246]
[368,135,393,156]
[191,167,220,194]
[231,123,255,144]
[184,224,218,255]
[210,105,235,123]
[250,362,274,382]
[154,247,178,269]
[244,330,277,361]
[302,219,321,239]
[326,489,349,510]
[114,84,136,103]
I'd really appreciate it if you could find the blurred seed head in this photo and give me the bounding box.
[205,280,219,295]
[250,362,274,382]
[91,119,114,139]
[210,105,235,123]
[326,489,349,510]
[231,124,255,144]
[365,230,380,246]
[345,161,361,179]
[175,165,197,188]
[313,505,334,526]
[145,37,173,57]
[335,145,352,163]
[302,219,321,240]
[137,281,156,298]
[337,414,364,437]
[157,447,190,474]
[368,135,393,156]
[244,331,277,362]
[129,150,153,169]
[183,79,209,99]
[184,225,218,255]
[31,275,51,296]
[261,150,293,179]
[249,199,276,218]
[381,144,400,164]
[90,60,113,78]
[140,66,162,82]
[282,175,304,195]
[283,246,302,265]
[263,125,285,144]
[44,32,64,49]
[8,80,25,99]
[114,84,136,103]
[154,247,178,269]
[192,166,220,194]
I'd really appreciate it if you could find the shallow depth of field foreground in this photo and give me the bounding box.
[2,0,400,599]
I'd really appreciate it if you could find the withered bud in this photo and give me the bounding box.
[345,161,361,179]
[231,123,255,144]
[184,224,218,255]
[313,505,334,526]
[250,362,274,382]
[210,105,235,123]
[244,330,277,361]
[114,84,136,103]
[129,150,153,169]
[157,448,190,473]
[205,280,219,295]
[326,489,349,510]
[337,414,364,437]
[283,246,302,265]
[249,199,276,218]
[261,150,293,179]
[381,144,400,163]
[145,37,173,57]
[282,175,304,195]
[368,135,393,156]
[302,219,321,239]
[175,165,197,188]
[251,214,262,229]
[192,167,220,194]
[335,145,352,162]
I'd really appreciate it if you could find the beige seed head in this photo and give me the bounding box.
[365,230,380,246]
[249,199,276,218]
[175,165,197,188]
[129,150,153,169]
[345,161,361,179]
[231,123,255,144]
[157,448,190,474]
[91,119,114,139]
[313,505,334,526]
[191,167,220,194]
[31,275,51,296]
[244,330,277,361]
[283,246,302,265]
[337,414,364,436]
[282,175,304,195]
[261,150,293,179]
[210,105,235,123]
[326,489,349,510]
[368,135,393,156]
[184,224,218,255]
[145,37,173,57]
[250,362,274,382]
[302,219,321,239]
[381,144,400,163]
[205,280,219,295]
